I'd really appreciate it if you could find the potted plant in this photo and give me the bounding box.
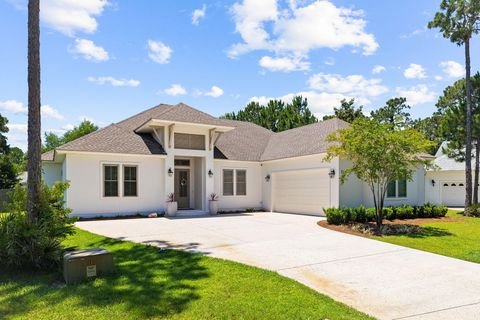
[166,193,178,217]
[208,193,219,215]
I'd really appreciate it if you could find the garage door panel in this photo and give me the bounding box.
[272,169,331,216]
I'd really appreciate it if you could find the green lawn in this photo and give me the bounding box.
[0,228,371,320]
[373,210,480,263]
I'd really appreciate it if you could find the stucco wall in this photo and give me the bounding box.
[42,162,63,186]
[339,160,363,208]
[261,154,340,211]
[213,160,263,211]
[360,165,426,207]
[64,153,165,217]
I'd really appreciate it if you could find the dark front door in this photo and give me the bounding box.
[175,169,189,209]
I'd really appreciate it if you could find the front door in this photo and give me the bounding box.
[175,169,190,209]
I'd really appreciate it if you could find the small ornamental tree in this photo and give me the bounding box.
[324,118,434,227]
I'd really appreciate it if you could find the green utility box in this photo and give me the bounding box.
[63,248,113,284]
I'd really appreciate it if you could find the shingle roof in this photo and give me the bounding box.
[215,119,274,161]
[43,103,350,162]
[260,118,350,161]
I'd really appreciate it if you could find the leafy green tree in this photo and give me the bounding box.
[0,113,19,189]
[221,96,317,132]
[0,113,9,154]
[429,0,480,207]
[411,114,443,155]
[42,120,98,152]
[8,147,27,173]
[325,118,434,227]
[323,99,365,123]
[436,74,480,204]
[370,97,411,129]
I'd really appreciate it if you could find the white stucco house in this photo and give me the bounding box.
[425,142,479,207]
[41,103,467,218]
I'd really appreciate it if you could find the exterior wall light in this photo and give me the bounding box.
[208,169,214,177]
[265,174,271,182]
[431,179,435,187]
[168,167,173,177]
[329,169,336,178]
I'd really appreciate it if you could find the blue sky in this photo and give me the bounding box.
[1,0,479,150]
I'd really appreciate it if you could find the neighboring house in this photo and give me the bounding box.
[40,103,445,218]
[426,142,479,207]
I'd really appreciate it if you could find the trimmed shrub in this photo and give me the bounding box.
[383,207,395,221]
[0,182,75,270]
[432,205,448,218]
[396,205,415,219]
[465,204,480,217]
[343,207,356,224]
[324,204,449,225]
[354,205,367,223]
[365,208,377,222]
[325,208,345,225]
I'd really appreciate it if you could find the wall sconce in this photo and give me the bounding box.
[431,179,435,187]
[168,167,173,177]
[265,174,271,182]
[208,169,214,177]
[329,169,336,178]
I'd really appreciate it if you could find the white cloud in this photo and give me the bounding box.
[434,75,443,81]
[197,86,224,98]
[0,100,27,114]
[307,73,388,99]
[440,60,464,78]
[7,123,27,132]
[192,4,207,26]
[71,38,109,62]
[88,76,140,87]
[229,0,378,62]
[61,124,75,131]
[40,0,109,36]
[41,105,64,120]
[396,84,436,106]
[404,63,427,79]
[371,65,386,74]
[259,55,310,72]
[164,84,187,96]
[0,100,64,120]
[147,40,172,64]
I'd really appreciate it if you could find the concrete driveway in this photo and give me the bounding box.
[77,212,480,320]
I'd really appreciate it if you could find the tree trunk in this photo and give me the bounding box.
[27,0,41,225]
[464,39,473,211]
[474,137,479,204]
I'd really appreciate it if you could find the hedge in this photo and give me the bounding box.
[325,204,448,225]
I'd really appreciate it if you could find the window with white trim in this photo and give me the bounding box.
[387,179,407,198]
[123,165,138,197]
[104,165,119,197]
[223,169,247,196]
[223,169,234,196]
[236,170,246,196]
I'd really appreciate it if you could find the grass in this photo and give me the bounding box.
[0,228,372,320]
[373,210,480,263]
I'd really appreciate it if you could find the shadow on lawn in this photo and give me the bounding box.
[402,226,453,239]
[0,232,210,319]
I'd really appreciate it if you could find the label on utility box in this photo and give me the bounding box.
[86,265,97,277]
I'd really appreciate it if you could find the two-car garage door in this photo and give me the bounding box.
[272,168,331,216]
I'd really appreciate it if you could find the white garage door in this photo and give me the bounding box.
[441,182,465,207]
[272,168,331,216]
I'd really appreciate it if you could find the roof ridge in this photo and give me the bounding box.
[116,103,174,127]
